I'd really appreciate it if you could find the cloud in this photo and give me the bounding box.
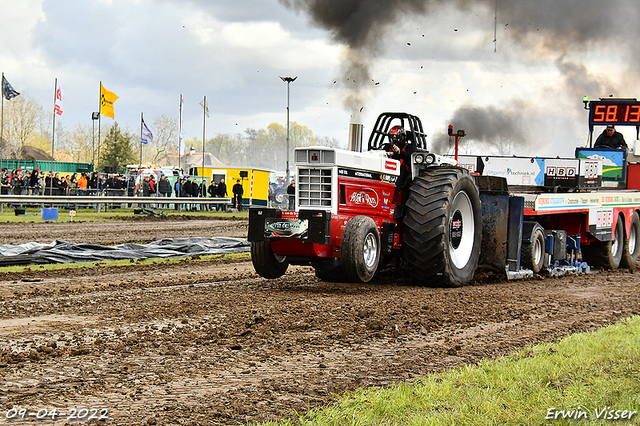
[3,0,640,158]
[6,0,341,142]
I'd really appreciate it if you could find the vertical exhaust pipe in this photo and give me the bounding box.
[349,123,364,152]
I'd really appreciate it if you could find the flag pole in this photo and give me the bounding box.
[1,72,4,171]
[97,81,102,175]
[1,74,20,177]
[202,95,206,177]
[140,112,143,167]
[178,94,183,173]
[50,78,57,196]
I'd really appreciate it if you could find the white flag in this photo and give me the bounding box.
[199,98,209,117]
[54,81,64,115]
[141,118,153,145]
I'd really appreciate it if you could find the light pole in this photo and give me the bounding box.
[280,76,297,184]
[91,112,99,166]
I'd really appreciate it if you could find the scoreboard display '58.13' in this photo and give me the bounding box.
[587,97,640,126]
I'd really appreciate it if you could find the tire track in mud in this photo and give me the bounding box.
[1,218,640,424]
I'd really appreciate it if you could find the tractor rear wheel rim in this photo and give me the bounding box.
[449,191,474,269]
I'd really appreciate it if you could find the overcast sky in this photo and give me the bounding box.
[2,0,639,158]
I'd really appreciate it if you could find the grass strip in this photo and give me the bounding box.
[262,316,640,426]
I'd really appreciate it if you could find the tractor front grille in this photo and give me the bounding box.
[295,149,336,164]
[298,168,332,208]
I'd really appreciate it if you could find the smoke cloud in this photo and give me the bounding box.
[430,101,530,155]
[280,0,640,152]
[279,0,433,121]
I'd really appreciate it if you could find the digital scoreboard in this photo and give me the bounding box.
[588,98,640,127]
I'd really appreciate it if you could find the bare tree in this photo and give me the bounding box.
[250,122,318,170]
[206,133,244,166]
[256,123,285,170]
[316,135,342,148]
[64,123,94,163]
[149,114,178,165]
[3,92,47,157]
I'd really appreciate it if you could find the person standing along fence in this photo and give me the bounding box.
[158,174,172,208]
[216,178,227,212]
[233,179,243,211]
[208,179,216,210]
[199,179,209,211]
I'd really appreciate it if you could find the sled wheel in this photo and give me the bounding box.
[583,214,625,269]
[403,167,482,287]
[340,216,381,283]
[250,240,289,279]
[622,212,640,268]
[521,224,545,273]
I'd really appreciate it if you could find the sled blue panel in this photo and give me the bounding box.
[41,208,58,221]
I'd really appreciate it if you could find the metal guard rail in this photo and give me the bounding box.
[0,195,233,213]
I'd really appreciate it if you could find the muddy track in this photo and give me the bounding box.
[0,218,639,425]
[0,215,247,246]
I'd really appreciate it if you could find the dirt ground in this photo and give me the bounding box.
[0,215,248,246]
[1,216,639,425]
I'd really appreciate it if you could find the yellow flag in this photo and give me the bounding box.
[100,83,119,119]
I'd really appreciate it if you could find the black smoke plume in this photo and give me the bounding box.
[279,0,433,120]
[280,0,640,151]
[430,101,529,155]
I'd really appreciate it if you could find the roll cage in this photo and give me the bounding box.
[367,112,428,151]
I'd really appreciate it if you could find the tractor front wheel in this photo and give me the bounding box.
[340,216,381,283]
[251,240,289,279]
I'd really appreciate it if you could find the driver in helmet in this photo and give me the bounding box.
[387,125,415,192]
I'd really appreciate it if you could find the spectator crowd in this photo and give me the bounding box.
[1,168,238,211]
[0,168,132,196]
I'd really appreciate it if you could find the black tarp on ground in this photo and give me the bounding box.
[0,237,250,265]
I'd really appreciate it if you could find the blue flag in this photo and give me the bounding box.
[141,118,153,145]
[2,75,20,100]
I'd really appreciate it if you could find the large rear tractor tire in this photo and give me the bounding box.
[582,214,625,269]
[521,223,546,273]
[250,240,289,279]
[403,167,482,287]
[340,216,381,283]
[622,212,640,268]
